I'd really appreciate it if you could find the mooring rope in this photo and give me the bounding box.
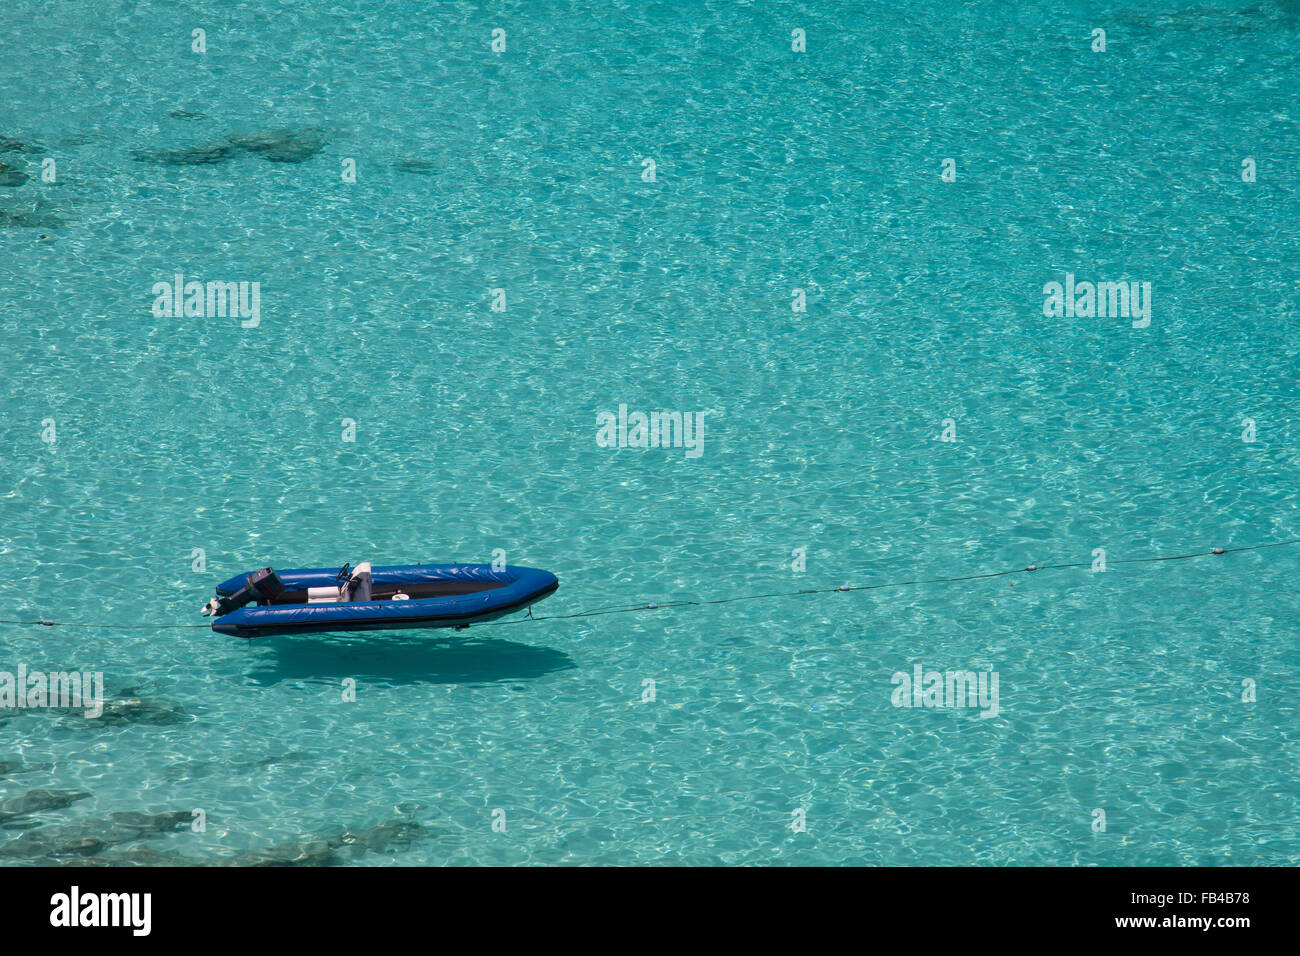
[463,537,1300,630]
[0,537,1295,633]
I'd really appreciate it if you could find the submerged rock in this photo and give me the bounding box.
[0,810,194,862]
[131,140,237,166]
[89,693,193,727]
[336,819,426,857]
[234,816,430,866]
[0,809,430,866]
[0,831,107,859]
[227,126,328,163]
[133,125,329,166]
[0,205,65,229]
[0,137,42,155]
[101,810,194,837]
[81,845,189,867]
[0,162,28,187]
[394,159,436,175]
[0,788,91,825]
[243,836,339,867]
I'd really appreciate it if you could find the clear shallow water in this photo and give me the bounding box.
[1,0,1298,865]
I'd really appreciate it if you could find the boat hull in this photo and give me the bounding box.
[210,563,558,637]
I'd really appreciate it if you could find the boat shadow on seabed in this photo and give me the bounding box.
[240,635,577,687]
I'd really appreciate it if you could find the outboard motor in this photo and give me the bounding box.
[202,567,285,617]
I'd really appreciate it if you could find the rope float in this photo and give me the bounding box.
[1,537,1296,634]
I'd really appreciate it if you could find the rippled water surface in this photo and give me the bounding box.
[1,0,1298,865]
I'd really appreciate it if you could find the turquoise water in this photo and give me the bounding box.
[2,0,1298,865]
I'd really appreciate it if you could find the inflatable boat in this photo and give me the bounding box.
[202,562,559,638]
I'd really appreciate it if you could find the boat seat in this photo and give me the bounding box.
[342,561,373,601]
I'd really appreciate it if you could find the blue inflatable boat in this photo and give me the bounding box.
[202,562,559,638]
